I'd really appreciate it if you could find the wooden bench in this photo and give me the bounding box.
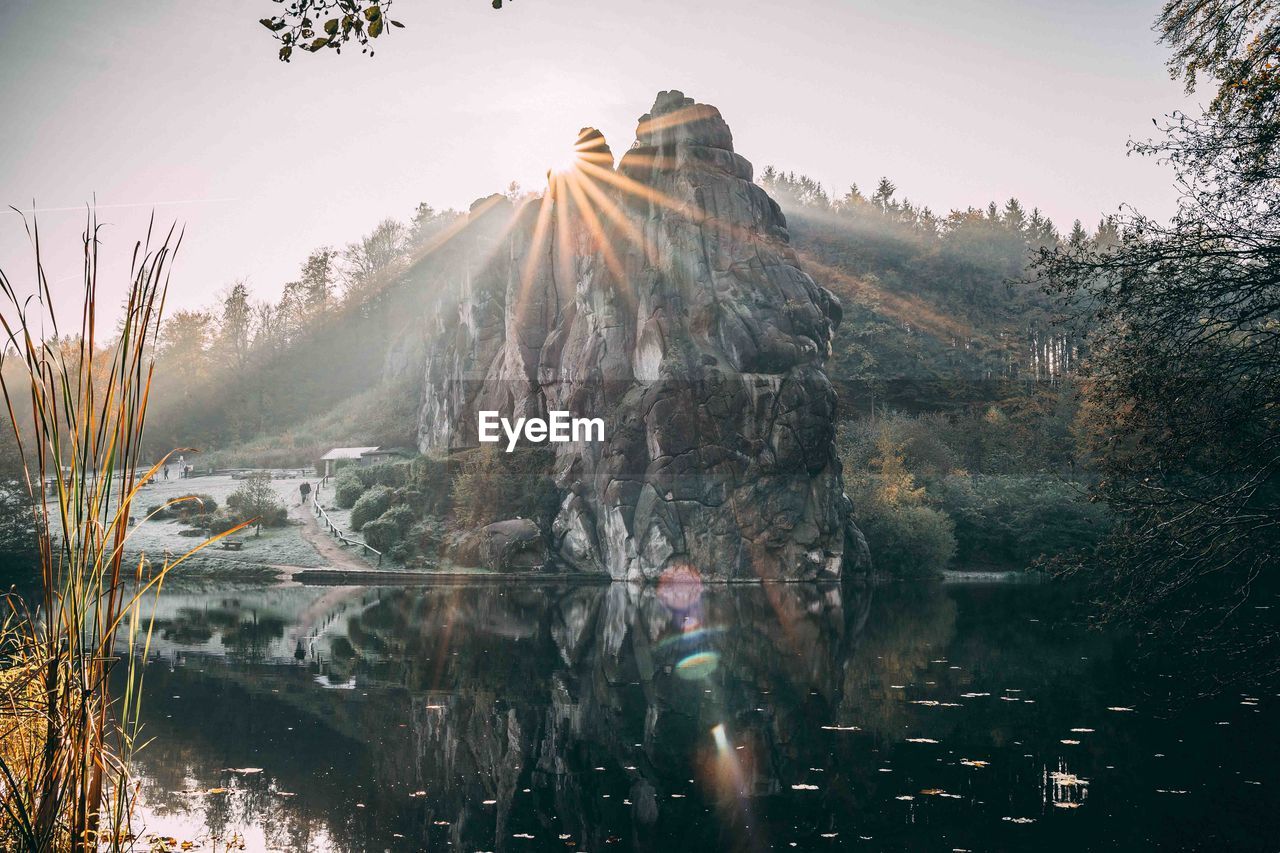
[221,540,244,551]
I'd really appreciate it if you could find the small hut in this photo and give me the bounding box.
[319,446,379,478]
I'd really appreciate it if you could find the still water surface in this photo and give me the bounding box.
[121,578,1276,851]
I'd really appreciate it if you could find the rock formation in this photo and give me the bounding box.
[416,91,866,581]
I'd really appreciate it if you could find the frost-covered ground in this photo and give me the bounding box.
[121,472,328,573]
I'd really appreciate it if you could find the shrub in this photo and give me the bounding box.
[257,504,289,528]
[382,504,416,533]
[854,498,956,577]
[204,510,242,535]
[361,461,410,488]
[410,457,455,515]
[841,426,956,576]
[408,518,446,555]
[935,474,1109,566]
[450,446,560,530]
[361,516,400,552]
[148,493,217,522]
[176,494,218,520]
[362,505,416,552]
[350,485,392,530]
[334,471,366,508]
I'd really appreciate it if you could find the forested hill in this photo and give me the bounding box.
[759,169,1111,412]
[107,172,1114,468]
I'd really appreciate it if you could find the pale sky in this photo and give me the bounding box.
[0,0,1193,317]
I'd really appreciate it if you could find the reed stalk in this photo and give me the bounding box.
[0,210,245,851]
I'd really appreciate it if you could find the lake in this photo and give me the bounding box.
[116,576,1275,851]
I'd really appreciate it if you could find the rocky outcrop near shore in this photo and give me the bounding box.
[415,91,866,581]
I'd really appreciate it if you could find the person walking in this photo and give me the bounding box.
[299,480,312,506]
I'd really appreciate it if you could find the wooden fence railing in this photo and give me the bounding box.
[311,475,383,566]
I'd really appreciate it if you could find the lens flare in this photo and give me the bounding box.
[675,650,720,680]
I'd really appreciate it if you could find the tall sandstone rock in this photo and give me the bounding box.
[416,91,868,581]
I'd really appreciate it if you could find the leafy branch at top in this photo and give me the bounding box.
[260,0,516,62]
[260,0,405,62]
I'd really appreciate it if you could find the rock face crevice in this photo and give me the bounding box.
[416,91,865,581]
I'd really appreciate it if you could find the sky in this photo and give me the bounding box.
[0,0,1195,318]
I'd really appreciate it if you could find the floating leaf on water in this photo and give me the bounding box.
[1000,696,1021,702]
[224,767,262,774]
[791,783,819,790]
[1061,739,1081,745]
[1053,801,1083,809]
[433,821,451,826]
[820,725,861,731]
[206,787,228,795]
[1002,817,1036,824]
[895,795,914,801]
[1106,707,1135,712]
[910,700,941,707]
[1070,728,1095,733]
[907,737,940,744]
[820,833,838,838]
[483,799,497,805]
[919,788,947,796]
[276,791,296,797]
[960,759,989,768]
[1050,772,1088,786]
[513,834,535,839]
[410,790,427,797]
[1155,789,1188,794]
[960,692,991,698]
[671,793,686,798]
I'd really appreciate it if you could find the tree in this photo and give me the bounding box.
[156,309,211,384]
[870,177,897,214]
[1067,219,1088,248]
[1001,198,1027,234]
[216,282,254,372]
[300,246,337,314]
[342,218,408,297]
[1039,0,1280,685]
[226,471,285,535]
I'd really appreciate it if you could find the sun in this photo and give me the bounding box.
[547,128,613,176]
[547,144,584,175]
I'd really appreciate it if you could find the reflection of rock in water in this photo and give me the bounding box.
[325,581,871,851]
[128,583,1266,852]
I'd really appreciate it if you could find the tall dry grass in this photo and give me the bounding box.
[0,211,244,851]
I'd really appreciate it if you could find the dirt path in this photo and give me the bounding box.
[298,511,373,572]
[295,495,374,573]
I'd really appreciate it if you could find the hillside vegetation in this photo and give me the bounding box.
[2,175,1110,571]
